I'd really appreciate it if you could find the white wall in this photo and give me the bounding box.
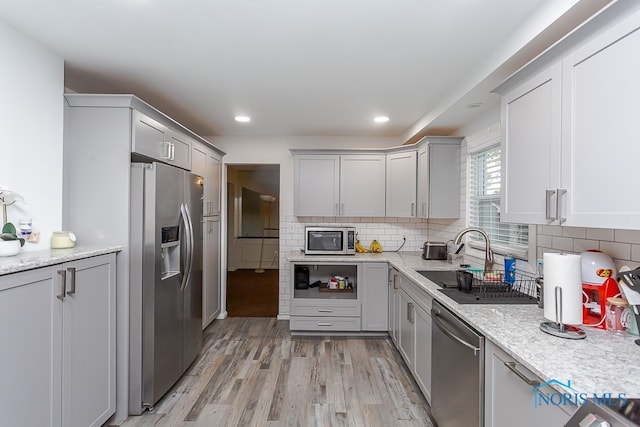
[0,19,64,250]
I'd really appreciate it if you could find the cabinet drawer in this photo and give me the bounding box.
[290,316,361,332]
[291,301,360,317]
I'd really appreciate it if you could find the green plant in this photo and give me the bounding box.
[0,222,25,246]
[0,186,26,247]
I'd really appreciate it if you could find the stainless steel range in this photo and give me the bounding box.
[418,270,538,304]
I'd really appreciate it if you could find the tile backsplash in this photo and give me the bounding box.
[537,225,640,271]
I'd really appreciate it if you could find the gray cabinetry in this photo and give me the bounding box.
[497,1,640,229]
[485,339,573,426]
[292,153,385,217]
[386,150,417,217]
[361,262,388,331]
[417,137,462,219]
[132,110,191,170]
[388,268,401,345]
[393,269,433,404]
[63,93,224,421]
[0,254,116,427]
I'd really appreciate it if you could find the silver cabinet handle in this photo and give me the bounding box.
[317,322,332,327]
[317,309,333,313]
[393,275,399,290]
[170,143,176,160]
[504,362,540,386]
[341,203,344,216]
[66,267,76,295]
[422,202,426,217]
[557,188,567,224]
[407,302,414,322]
[57,270,66,301]
[410,202,415,216]
[335,203,339,216]
[545,189,555,221]
[162,141,172,159]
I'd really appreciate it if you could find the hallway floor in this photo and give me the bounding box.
[226,269,279,317]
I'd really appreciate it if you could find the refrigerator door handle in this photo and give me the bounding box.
[179,203,192,291]
[182,202,195,291]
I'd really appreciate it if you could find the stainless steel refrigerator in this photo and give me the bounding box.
[129,162,203,414]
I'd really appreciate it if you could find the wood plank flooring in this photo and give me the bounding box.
[119,318,436,427]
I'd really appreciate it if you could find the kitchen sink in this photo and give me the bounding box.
[417,270,459,288]
[417,270,538,305]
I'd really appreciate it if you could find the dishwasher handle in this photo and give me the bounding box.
[433,310,481,357]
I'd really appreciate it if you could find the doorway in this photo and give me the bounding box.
[226,164,280,317]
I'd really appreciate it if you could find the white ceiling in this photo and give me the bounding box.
[0,0,612,141]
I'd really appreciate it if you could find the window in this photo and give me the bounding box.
[468,143,530,260]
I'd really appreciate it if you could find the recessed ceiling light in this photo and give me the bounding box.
[466,103,484,109]
[235,116,251,123]
[374,116,389,123]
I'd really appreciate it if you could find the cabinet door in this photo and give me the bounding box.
[191,143,207,178]
[485,340,572,427]
[398,289,415,369]
[361,262,388,331]
[206,151,222,216]
[413,303,432,403]
[427,143,460,218]
[203,218,221,328]
[386,151,417,217]
[416,146,429,218]
[0,267,61,427]
[168,131,192,170]
[340,155,386,216]
[62,254,116,427]
[561,9,640,229]
[388,270,400,345]
[501,62,562,225]
[132,111,171,162]
[294,155,340,216]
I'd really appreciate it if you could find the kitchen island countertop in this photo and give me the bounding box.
[288,251,640,398]
[0,245,123,276]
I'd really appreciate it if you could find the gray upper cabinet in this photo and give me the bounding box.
[496,1,640,229]
[132,110,191,170]
[293,152,385,217]
[386,150,417,217]
[417,137,462,219]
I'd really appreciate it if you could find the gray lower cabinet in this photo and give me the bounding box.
[388,268,401,345]
[290,262,389,332]
[397,276,433,403]
[361,262,388,331]
[0,254,116,427]
[485,339,575,426]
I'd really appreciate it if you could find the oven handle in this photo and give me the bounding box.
[433,310,481,356]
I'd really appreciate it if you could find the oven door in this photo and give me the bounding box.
[305,228,345,255]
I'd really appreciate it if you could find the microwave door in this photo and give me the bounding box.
[309,231,343,252]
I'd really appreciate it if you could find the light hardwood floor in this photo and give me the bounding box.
[119,318,436,427]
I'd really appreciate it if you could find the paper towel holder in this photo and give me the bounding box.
[540,286,586,340]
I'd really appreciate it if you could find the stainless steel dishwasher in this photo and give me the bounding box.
[431,299,485,427]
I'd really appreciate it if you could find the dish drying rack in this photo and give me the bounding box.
[467,269,538,300]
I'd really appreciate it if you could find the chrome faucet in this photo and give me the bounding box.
[453,227,495,272]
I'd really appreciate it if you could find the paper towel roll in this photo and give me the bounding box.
[543,253,583,325]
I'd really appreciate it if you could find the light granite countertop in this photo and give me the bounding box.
[288,251,640,398]
[0,245,123,276]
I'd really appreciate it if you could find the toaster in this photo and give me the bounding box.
[422,242,447,260]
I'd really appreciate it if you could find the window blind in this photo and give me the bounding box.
[468,144,529,258]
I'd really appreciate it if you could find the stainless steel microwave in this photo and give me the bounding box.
[304,226,356,255]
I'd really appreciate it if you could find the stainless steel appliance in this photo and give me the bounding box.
[422,241,447,260]
[431,299,485,427]
[129,162,203,414]
[304,226,356,255]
